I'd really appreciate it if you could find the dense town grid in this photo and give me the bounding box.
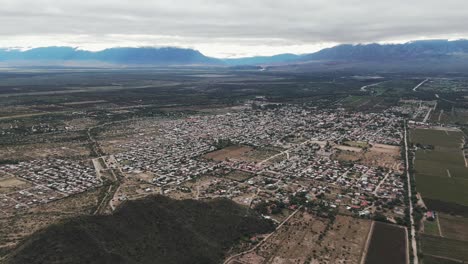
[1,104,413,222]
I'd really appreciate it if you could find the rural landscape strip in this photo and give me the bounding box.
[404,123,418,264]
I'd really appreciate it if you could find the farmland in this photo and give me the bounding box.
[423,255,461,264]
[421,234,468,263]
[364,222,407,264]
[423,219,441,237]
[438,213,468,241]
[410,128,468,209]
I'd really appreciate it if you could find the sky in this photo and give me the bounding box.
[0,0,467,58]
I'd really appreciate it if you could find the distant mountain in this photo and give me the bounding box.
[298,39,468,61]
[6,195,274,264]
[223,53,301,65]
[1,39,468,68]
[0,47,222,66]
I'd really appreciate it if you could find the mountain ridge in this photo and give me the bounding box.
[1,39,468,66]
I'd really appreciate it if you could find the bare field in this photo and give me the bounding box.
[203,145,254,161]
[225,170,254,182]
[0,177,32,194]
[230,212,371,264]
[0,143,91,161]
[334,143,400,170]
[336,145,363,152]
[0,187,103,255]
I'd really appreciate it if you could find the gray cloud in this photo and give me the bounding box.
[0,0,467,57]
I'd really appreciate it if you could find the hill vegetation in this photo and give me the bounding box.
[5,196,274,264]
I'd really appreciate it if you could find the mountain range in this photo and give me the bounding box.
[1,39,468,67]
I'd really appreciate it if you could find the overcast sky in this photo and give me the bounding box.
[0,0,467,58]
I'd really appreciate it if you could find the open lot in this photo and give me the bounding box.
[224,170,255,182]
[334,143,400,170]
[230,212,371,264]
[203,145,254,162]
[0,177,32,194]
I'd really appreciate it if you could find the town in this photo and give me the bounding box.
[1,104,408,224]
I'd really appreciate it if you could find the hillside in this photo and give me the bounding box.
[5,196,274,264]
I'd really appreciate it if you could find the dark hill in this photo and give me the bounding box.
[5,196,274,264]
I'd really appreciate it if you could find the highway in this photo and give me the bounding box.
[412,78,429,92]
[404,122,419,264]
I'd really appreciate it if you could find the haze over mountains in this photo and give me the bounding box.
[1,39,468,68]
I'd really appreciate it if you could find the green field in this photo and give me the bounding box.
[421,234,468,262]
[410,128,468,206]
[424,220,441,237]
[423,255,462,264]
[410,129,464,149]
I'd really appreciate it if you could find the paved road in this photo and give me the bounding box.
[360,81,385,92]
[373,171,392,196]
[413,78,429,92]
[404,122,419,264]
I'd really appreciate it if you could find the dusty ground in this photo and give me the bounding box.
[334,143,401,170]
[0,142,91,161]
[0,176,32,195]
[225,170,255,182]
[204,145,254,161]
[335,145,363,152]
[0,187,103,257]
[230,212,371,264]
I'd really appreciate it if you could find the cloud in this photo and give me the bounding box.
[0,0,467,57]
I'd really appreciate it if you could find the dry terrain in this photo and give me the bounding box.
[0,187,103,257]
[229,212,371,264]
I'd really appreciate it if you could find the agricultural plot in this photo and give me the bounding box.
[410,128,464,149]
[430,108,468,125]
[424,219,441,237]
[421,234,468,263]
[438,213,468,241]
[364,222,407,264]
[410,128,468,209]
[423,255,461,264]
[420,78,468,94]
[366,79,424,96]
[341,96,388,111]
